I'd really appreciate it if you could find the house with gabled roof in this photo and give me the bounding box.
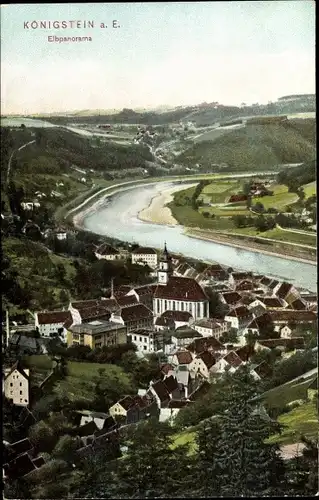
[211,350,243,374]
[224,306,253,330]
[34,310,72,339]
[219,291,242,307]
[170,327,203,348]
[111,303,154,332]
[125,284,157,309]
[95,243,124,261]
[4,361,30,407]
[149,380,170,408]
[258,296,288,310]
[250,361,273,380]
[159,399,192,424]
[189,351,217,380]
[274,282,300,304]
[169,349,194,367]
[191,318,228,339]
[186,336,226,356]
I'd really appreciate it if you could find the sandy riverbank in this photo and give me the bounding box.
[137,184,197,226]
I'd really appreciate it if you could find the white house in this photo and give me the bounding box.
[78,410,111,430]
[131,247,158,269]
[280,325,293,339]
[159,400,191,424]
[95,244,123,261]
[189,351,217,380]
[153,245,209,320]
[35,310,72,340]
[191,318,228,339]
[4,361,30,406]
[224,306,253,330]
[129,329,155,353]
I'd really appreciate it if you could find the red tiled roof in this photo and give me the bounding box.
[235,280,254,291]
[187,337,225,354]
[120,304,153,322]
[175,350,193,365]
[162,310,192,322]
[276,282,293,299]
[223,351,243,367]
[117,396,134,410]
[232,272,253,281]
[269,310,317,322]
[37,310,72,325]
[197,351,216,369]
[96,244,119,256]
[155,317,175,328]
[154,277,208,301]
[163,375,179,393]
[291,299,307,311]
[235,344,256,362]
[221,292,242,305]
[259,297,286,308]
[132,247,157,255]
[253,361,273,378]
[116,295,138,308]
[131,284,157,296]
[193,318,226,329]
[151,380,170,402]
[226,306,251,318]
[259,337,305,349]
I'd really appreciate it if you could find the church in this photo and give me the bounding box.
[153,244,210,320]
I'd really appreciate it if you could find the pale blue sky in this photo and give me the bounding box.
[1,2,315,114]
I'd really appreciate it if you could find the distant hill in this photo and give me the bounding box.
[176,119,316,171]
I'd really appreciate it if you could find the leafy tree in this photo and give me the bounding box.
[52,434,82,463]
[253,202,265,214]
[28,420,56,453]
[232,214,248,228]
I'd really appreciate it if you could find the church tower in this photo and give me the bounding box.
[157,242,173,285]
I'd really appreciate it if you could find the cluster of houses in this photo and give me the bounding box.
[22,244,316,355]
[2,244,317,481]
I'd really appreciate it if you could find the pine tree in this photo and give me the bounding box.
[200,366,286,497]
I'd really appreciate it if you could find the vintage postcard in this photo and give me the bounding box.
[1,2,317,498]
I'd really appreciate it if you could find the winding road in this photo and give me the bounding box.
[7,140,36,184]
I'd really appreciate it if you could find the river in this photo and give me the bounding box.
[81,182,317,292]
[2,117,316,291]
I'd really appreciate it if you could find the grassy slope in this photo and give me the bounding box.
[177,122,315,170]
[267,401,318,445]
[2,237,77,306]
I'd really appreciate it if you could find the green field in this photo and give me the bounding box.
[223,226,316,247]
[267,401,318,445]
[199,180,241,204]
[254,184,299,210]
[302,181,316,199]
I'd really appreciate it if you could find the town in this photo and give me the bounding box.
[2,241,318,497]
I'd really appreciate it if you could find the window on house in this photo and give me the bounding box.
[25,399,28,403]
[20,382,22,386]
[181,302,184,311]
[10,383,13,387]
[144,337,147,343]
[20,391,22,395]
[134,336,137,341]
[144,346,147,350]
[139,337,142,342]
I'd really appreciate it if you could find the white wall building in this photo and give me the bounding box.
[191,319,228,339]
[35,310,72,340]
[129,329,155,353]
[4,362,30,406]
[131,247,158,269]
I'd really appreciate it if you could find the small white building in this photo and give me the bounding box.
[191,318,228,339]
[225,306,253,330]
[4,361,30,406]
[78,410,111,430]
[35,310,72,339]
[95,244,122,261]
[129,329,155,353]
[131,247,158,269]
